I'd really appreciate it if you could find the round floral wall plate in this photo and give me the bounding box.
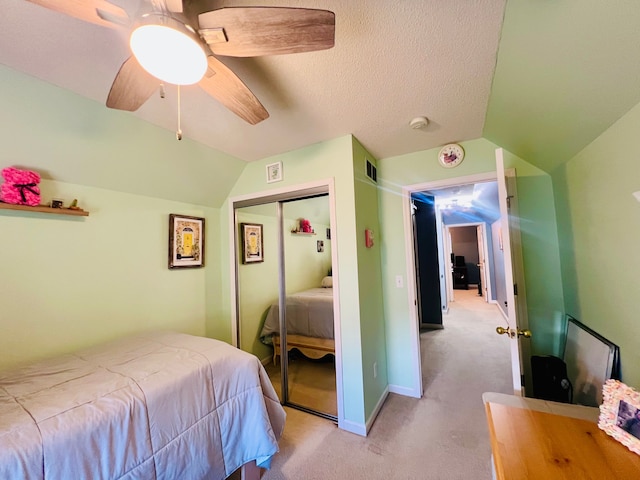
[438,143,465,168]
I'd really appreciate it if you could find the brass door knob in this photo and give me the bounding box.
[496,326,510,335]
[517,329,532,338]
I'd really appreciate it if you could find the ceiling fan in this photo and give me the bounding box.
[25,0,335,125]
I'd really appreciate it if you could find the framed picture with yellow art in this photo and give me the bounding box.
[241,223,264,264]
[169,214,205,269]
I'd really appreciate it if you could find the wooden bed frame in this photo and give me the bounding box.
[272,334,335,365]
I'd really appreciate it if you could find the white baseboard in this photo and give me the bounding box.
[339,387,390,437]
[340,419,367,436]
[365,386,389,434]
[388,383,421,398]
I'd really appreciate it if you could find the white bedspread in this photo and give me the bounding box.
[260,287,334,340]
[0,331,286,480]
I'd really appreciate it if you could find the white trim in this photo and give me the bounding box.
[402,190,423,398]
[228,178,345,430]
[341,419,367,437]
[336,388,389,437]
[365,387,389,433]
[434,204,448,314]
[402,171,498,401]
[389,383,421,398]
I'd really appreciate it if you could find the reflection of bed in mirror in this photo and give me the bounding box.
[260,279,334,364]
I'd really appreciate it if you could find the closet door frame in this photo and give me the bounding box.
[228,178,343,425]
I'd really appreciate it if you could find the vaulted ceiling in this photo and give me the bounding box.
[2,1,639,173]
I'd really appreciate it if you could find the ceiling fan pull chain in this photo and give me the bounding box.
[176,85,183,141]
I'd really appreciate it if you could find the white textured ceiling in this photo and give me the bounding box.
[0,0,506,163]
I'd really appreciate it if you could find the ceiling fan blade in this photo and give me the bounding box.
[165,0,183,13]
[198,7,335,57]
[25,0,128,28]
[199,56,269,125]
[106,57,159,112]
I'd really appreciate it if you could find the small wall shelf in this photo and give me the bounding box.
[290,231,316,236]
[0,202,89,217]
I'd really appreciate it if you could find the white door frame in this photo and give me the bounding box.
[403,172,504,398]
[476,224,491,302]
[496,149,531,395]
[445,222,492,303]
[228,178,344,427]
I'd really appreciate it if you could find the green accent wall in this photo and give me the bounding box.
[552,100,640,389]
[0,65,245,207]
[0,179,212,369]
[352,140,388,417]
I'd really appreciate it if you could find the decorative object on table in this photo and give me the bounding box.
[68,199,80,210]
[599,379,640,455]
[50,199,64,208]
[266,161,283,183]
[0,167,41,206]
[168,214,205,269]
[240,223,264,264]
[438,143,465,168]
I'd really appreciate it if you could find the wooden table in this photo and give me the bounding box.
[483,392,640,479]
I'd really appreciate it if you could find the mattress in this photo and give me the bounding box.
[260,287,334,341]
[0,331,286,480]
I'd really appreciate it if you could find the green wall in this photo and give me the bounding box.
[352,140,388,417]
[552,100,640,389]
[0,179,213,369]
[219,135,387,431]
[0,65,245,208]
[377,138,564,393]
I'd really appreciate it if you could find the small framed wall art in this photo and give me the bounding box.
[168,214,205,269]
[266,162,283,183]
[241,223,264,264]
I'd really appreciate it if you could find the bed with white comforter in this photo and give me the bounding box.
[0,331,286,480]
[259,287,334,342]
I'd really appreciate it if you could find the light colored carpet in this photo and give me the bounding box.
[234,290,513,479]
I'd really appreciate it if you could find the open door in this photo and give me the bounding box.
[476,224,488,302]
[411,193,443,328]
[495,148,531,396]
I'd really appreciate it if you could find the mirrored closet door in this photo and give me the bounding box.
[234,191,337,420]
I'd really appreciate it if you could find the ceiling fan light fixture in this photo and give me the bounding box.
[130,15,207,86]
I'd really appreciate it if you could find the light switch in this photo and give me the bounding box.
[395,275,403,288]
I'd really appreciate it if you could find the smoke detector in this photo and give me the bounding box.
[409,116,429,129]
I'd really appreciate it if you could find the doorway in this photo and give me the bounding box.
[230,182,342,422]
[413,180,505,325]
[404,170,526,397]
[445,223,493,306]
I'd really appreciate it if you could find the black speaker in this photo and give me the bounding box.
[531,355,572,403]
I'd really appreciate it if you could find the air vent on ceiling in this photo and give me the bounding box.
[365,158,377,183]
